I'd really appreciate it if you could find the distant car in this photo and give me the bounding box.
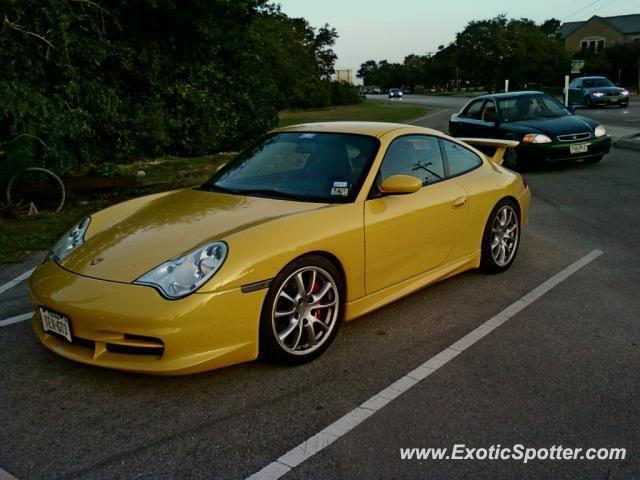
[568,76,629,108]
[449,91,612,167]
[388,88,403,98]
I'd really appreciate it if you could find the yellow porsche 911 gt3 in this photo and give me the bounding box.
[29,122,530,375]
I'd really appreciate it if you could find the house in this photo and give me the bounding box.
[559,14,640,53]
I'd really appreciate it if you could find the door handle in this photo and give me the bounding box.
[452,196,467,208]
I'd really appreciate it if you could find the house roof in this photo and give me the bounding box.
[559,13,640,38]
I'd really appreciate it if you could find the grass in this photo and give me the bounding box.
[0,154,231,263]
[278,101,428,127]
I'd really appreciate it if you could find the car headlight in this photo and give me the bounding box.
[46,217,91,261]
[592,92,604,98]
[522,134,552,144]
[621,90,629,96]
[594,125,607,137]
[134,241,227,299]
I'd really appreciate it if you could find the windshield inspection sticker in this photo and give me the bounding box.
[299,133,316,139]
[331,181,350,197]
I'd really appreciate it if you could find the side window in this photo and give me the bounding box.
[481,100,498,122]
[380,135,445,186]
[441,139,482,177]
[462,100,485,120]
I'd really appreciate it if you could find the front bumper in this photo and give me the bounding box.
[29,261,265,374]
[590,95,628,106]
[516,135,611,163]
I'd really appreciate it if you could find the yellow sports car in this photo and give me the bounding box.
[29,122,530,375]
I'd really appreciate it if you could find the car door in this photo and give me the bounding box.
[450,99,485,137]
[568,79,582,105]
[364,134,469,294]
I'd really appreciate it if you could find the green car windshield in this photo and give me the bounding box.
[583,78,613,88]
[499,94,570,122]
[201,132,380,203]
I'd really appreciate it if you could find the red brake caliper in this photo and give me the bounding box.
[311,281,324,320]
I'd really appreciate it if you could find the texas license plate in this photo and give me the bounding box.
[570,143,588,154]
[40,307,72,342]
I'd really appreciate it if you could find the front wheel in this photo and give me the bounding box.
[585,96,593,108]
[480,200,521,274]
[260,255,343,364]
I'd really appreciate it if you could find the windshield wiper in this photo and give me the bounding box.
[229,188,300,200]
[198,183,240,194]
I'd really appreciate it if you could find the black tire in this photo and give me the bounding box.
[480,199,521,274]
[585,96,592,108]
[259,255,343,365]
[583,155,603,164]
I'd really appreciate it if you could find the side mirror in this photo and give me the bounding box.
[379,175,422,194]
[576,86,583,90]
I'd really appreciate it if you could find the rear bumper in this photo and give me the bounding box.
[516,136,611,163]
[29,261,265,375]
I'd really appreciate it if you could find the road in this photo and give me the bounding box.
[369,93,640,131]
[1,108,640,479]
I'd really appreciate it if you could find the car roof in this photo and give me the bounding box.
[275,121,439,138]
[575,76,609,80]
[473,91,546,100]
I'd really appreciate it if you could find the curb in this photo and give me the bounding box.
[613,138,640,152]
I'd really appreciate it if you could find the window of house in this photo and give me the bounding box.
[580,37,605,52]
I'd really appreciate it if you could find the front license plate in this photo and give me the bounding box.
[610,97,616,103]
[40,307,72,343]
[570,143,588,154]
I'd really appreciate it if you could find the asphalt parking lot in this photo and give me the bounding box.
[1,102,639,479]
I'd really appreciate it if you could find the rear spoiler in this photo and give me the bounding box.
[456,138,519,166]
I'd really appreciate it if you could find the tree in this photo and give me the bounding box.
[0,0,343,180]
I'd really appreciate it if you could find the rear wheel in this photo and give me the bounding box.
[260,255,343,364]
[480,199,521,274]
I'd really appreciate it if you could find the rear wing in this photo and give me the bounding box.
[456,138,519,166]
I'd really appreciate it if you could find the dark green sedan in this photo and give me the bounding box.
[449,91,611,167]
[568,76,630,108]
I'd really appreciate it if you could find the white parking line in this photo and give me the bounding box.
[0,312,34,327]
[0,467,18,480]
[246,249,604,480]
[0,268,35,296]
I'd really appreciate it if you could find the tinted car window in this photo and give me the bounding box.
[482,100,498,122]
[462,100,484,120]
[442,140,482,177]
[583,78,613,88]
[498,94,568,122]
[380,135,445,185]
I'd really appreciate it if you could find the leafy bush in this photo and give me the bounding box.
[0,0,349,180]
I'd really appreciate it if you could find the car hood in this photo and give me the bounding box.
[510,115,595,137]
[59,188,327,283]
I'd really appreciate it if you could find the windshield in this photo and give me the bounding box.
[201,132,380,203]
[498,94,569,122]
[583,78,614,88]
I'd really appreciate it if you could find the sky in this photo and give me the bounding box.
[276,0,639,73]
